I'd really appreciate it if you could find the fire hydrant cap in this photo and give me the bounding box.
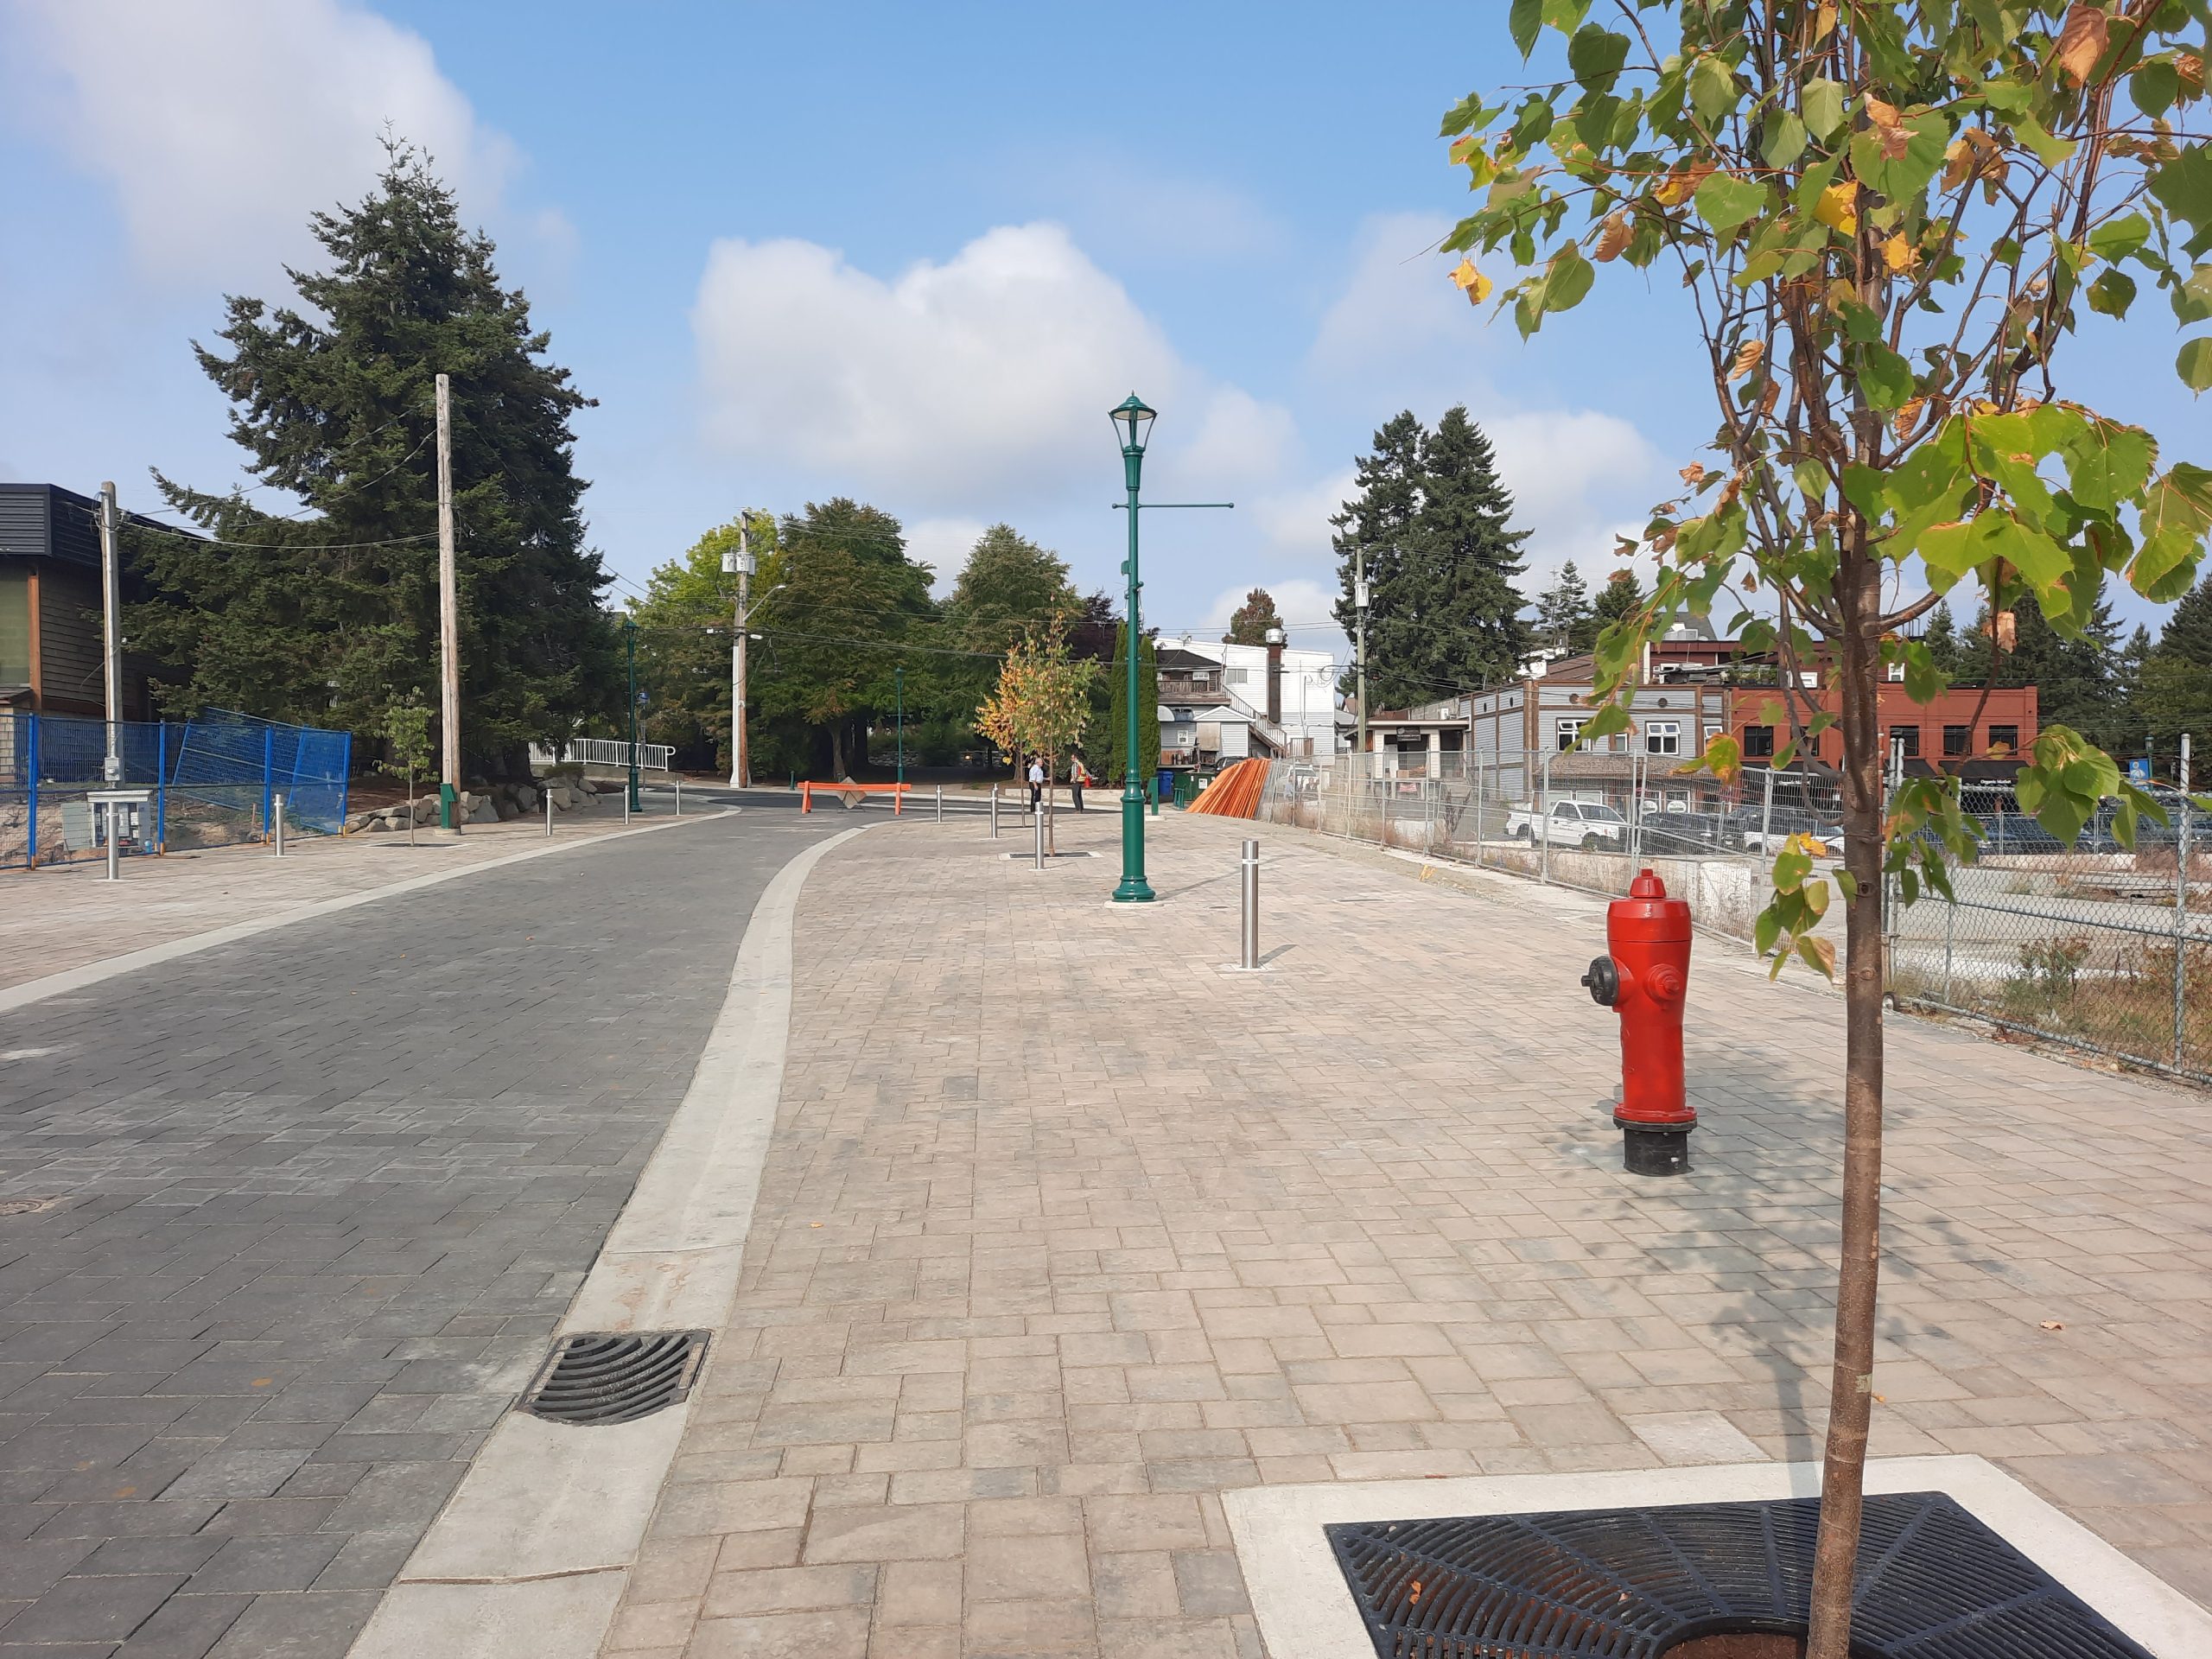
[1609,867,1691,943]
[1630,868,1666,899]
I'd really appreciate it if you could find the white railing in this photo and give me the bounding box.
[532,739,673,772]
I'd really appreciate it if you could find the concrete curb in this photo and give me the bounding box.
[346,823,870,1659]
[0,810,736,1017]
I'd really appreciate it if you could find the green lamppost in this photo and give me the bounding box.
[624,616,641,812]
[1111,393,1158,902]
[894,664,905,787]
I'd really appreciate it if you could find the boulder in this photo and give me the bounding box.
[469,803,496,824]
[493,797,519,822]
[515,784,538,812]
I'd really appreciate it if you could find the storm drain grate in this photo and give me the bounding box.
[518,1331,709,1426]
[1326,1491,2154,1658]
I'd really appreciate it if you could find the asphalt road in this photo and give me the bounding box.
[0,810,846,1657]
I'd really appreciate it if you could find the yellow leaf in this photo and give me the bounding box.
[1813,3,1838,42]
[1815,181,1859,236]
[1449,257,1493,305]
[1594,210,1632,262]
[1882,232,1918,272]
[1656,161,1716,206]
[1865,95,1903,130]
[1730,339,1765,378]
[1943,139,1974,192]
[1892,395,1928,440]
[2055,2,2108,86]
[1679,461,1708,486]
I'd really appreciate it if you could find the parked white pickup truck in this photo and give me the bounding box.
[1504,798,1631,850]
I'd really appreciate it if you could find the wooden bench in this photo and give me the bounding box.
[799,781,913,814]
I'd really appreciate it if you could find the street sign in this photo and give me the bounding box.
[2128,757,2152,783]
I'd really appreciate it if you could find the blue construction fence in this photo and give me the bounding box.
[1,709,352,870]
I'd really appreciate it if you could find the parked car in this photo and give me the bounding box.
[1639,810,1732,856]
[1504,799,1631,851]
[1725,804,1844,853]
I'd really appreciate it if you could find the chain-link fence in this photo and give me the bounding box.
[1,709,353,871]
[1253,747,1846,944]
[1252,747,2211,1084]
[1887,781,2212,1083]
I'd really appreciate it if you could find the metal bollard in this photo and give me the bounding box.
[105,803,121,883]
[1240,839,1260,969]
[990,785,1000,839]
[1034,808,1046,869]
[545,785,554,837]
[273,793,286,858]
[674,777,682,817]
[623,786,631,826]
[936,784,943,823]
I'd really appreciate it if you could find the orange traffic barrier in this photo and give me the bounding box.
[801,781,913,813]
[1188,758,1270,818]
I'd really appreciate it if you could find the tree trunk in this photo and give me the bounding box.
[1046,752,1058,855]
[1804,529,1887,1659]
[830,721,846,782]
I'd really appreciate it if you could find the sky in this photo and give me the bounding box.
[2,0,2202,677]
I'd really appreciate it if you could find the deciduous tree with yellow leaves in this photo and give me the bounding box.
[1442,3,2208,1650]
[976,620,1098,852]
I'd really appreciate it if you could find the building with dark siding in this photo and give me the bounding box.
[0,482,175,719]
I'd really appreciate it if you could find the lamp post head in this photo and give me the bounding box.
[1109,393,1156,458]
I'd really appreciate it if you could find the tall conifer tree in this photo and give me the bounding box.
[127,141,611,776]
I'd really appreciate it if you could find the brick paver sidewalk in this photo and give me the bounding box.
[609,807,2212,1658]
[0,798,697,993]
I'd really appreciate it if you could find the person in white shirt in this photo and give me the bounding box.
[1027,757,1045,813]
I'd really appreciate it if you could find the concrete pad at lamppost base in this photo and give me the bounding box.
[350,1572,626,1659]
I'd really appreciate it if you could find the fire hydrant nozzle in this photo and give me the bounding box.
[1587,868,1695,1177]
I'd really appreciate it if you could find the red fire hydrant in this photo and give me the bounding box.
[1580,868,1695,1176]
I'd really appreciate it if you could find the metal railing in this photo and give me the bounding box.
[533,738,674,772]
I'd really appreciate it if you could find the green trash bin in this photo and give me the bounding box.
[439,781,459,830]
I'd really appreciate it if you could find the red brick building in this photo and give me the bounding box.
[1729,680,2037,769]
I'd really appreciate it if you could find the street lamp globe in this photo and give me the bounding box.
[1109,393,1156,457]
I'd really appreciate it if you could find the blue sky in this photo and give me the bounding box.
[2,0,2199,669]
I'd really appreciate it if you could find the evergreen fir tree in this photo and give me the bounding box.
[1332,406,1530,709]
[1332,411,1424,705]
[125,141,611,776]
[1584,569,1646,652]
[1918,604,1966,679]
[1535,561,1591,650]
[1986,590,2124,749]
[2139,574,2212,766]
[1223,588,1284,646]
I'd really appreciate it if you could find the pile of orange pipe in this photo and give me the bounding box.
[1187,758,1270,817]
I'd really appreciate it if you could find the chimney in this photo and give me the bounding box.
[1264,627,1284,725]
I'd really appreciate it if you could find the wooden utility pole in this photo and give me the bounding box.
[98,481,123,782]
[435,373,460,823]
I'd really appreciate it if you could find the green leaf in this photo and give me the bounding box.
[2012,115,2078,169]
[1802,77,1846,140]
[2176,265,2212,326]
[1541,0,1592,28]
[1567,24,1630,92]
[2182,337,2212,393]
[1850,110,1948,205]
[1753,904,1783,955]
[2133,463,2212,599]
[1543,244,1594,314]
[2059,418,2158,513]
[1694,172,1769,235]
[1761,110,1808,169]
[1509,0,1542,57]
[2088,213,2152,263]
[2087,269,2138,318]
[1858,341,1916,411]
[1840,463,1888,521]
[2132,58,2181,119]
[1772,846,1812,893]
[1902,640,1948,703]
[1689,54,1737,128]
[2152,147,2212,258]
[1793,459,1829,505]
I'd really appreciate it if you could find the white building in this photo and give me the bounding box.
[1164,632,1342,760]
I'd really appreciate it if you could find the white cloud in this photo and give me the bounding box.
[1047,160,1287,264]
[692,221,1297,512]
[1200,577,1350,667]
[1308,212,1460,379]
[905,517,990,594]
[1484,409,1661,577]
[3,0,515,286]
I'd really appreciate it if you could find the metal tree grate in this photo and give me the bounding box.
[519,1331,709,1426]
[1326,1492,2154,1659]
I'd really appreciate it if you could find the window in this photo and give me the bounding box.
[1555,717,1584,752]
[1890,726,1921,759]
[1225,668,1249,685]
[1988,724,2019,754]
[1743,724,1776,758]
[1645,721,1681,756]
[1942,725,1971,757]
[1885,660,1906,682]
[1552,802,1581,821]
